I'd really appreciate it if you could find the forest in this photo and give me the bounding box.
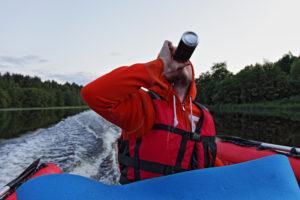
[0,73,85,108]
[1,53,299,109]
[195,53,300,106]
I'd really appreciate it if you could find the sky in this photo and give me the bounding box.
[0,0,300,85]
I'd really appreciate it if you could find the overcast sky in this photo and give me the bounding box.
[1,0,300,85]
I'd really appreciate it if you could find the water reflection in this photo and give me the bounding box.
[0,108,88,139]
[212,112,300,147]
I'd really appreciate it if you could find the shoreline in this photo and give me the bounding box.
[0,106,89,111]
[209,103,300,121]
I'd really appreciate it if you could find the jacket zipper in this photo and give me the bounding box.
[174,93,190,131]
[181,101,192,131]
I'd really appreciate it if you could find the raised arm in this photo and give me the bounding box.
[81,41,189,138]
[81,58,166,138]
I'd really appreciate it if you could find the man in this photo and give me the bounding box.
[81,41,221,184]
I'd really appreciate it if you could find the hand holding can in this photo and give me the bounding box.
[159,41,190,81]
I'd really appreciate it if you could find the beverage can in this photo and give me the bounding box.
[173,31,198,62]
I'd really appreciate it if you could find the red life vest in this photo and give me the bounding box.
[118,91,216,184]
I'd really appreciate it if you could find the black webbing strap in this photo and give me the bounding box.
[147,90,161,100]
[202,136,217,167]
[119,176,132,184]
[174,134,189,170]
[174,111,207,170]
[118,154,186,175]
[118,139,131,184]
[195,115,203,133]
[193,101,208,111]
[190,104,204,169]
[152,124,202,142]
[193,101,205,134]
[195,116,203,134]
[192,101,217,168]
[190,143,198,170]
[133,138,142,180]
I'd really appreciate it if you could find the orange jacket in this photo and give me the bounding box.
[81,58,202,138]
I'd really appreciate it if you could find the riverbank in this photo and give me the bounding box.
[0,107,89,138]
[210,97,300,121]
[0,106,89,112]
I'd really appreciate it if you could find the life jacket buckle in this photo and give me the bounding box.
[189,132,201,142]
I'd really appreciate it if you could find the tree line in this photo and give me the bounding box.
[0,109,85,138]
[0,73,86,108]
[196,53,300,105]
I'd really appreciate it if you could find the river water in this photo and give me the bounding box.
[0,110,121,187]
[0,109,299,187]
[213,112,300,147]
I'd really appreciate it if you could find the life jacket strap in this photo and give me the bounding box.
[133,138,142,180]
[147,90,161,100]
[202,136,217,167]
[152,124,202,142]
[118,154,187,175]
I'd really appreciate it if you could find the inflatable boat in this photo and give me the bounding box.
[217,135,300,183]
[1,136,299,200]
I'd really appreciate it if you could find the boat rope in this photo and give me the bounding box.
[218,135,258,147]
[218,135,300,158]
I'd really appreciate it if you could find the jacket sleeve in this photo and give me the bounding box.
[81,58,168,138]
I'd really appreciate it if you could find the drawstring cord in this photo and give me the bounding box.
[189,96,195,132]
[173,95,195,132]
[173,95,178,127]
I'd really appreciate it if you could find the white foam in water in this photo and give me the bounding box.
[0,110,121,187]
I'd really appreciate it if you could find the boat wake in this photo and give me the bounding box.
[0,110,121,187]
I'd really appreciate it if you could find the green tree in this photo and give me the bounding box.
[275,53,297,74]
[289,59,300,95]
[196,62,233,104]
[0,73,85,108]
[0,89,11,107]
[290,59,300,82]
[195,54,297,105]
[211,62,233,81]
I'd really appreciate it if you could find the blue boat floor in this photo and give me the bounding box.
[17,155,300,200]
